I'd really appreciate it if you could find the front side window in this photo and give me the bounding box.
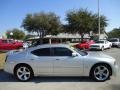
[31,48,51,56]
[52,47,72,56]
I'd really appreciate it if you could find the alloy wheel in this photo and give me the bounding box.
[94,65,109,81]
[16,66,31,81]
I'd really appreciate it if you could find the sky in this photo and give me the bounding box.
[0,0,120,36]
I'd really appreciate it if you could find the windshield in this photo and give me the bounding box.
[96,41,104,43]
[110,39,118,42]
[70,46,88,56]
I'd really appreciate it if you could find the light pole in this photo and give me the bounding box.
[98,0,100,40]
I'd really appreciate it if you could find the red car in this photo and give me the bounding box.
[0,39,23,51]
[74,40,95,49]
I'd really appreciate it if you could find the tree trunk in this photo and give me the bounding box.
[38,31,43,45]
[81,33,84,42]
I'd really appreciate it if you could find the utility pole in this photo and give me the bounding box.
[98,0,100,40]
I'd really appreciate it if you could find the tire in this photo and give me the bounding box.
[14,65,33,81]
[101,46,104,51]
[90,64,111,82]
[117,44,120,48]
[109,45,111,49]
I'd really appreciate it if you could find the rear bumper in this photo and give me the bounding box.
[4,62,16,74]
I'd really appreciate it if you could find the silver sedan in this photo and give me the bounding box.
[4,44,118,82]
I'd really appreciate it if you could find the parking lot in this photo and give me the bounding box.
[0,48,120,90]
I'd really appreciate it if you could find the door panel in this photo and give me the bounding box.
[51,47,84,76]
[53,56,83,76]
[31,56,54,75]
[29,48,54,75]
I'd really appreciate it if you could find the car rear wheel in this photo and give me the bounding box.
[91,64,111,82]
[14,65,33,81]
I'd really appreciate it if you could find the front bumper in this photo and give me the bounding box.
[90,47,101,50]
[112,43,119,46]
[112,64,119,76]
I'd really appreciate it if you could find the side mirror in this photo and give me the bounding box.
[72,53,78,57]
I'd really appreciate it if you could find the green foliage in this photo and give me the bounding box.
[92,14,108,33]
[22,12,62,37]
[6,28,25,40]
[24,34,35,40]
[108,28,120,38]
[65,8,108,34]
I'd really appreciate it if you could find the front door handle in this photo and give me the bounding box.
[56,59,60,60]
[30,59,34,60]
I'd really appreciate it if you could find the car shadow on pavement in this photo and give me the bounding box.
[0,71,95,83]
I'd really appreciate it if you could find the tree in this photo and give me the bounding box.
[22,12,62,43]
[24,34,35,40]
[108,28,120,38]
[92,14,108,34]
[6,28,25,40]
[65,9,108,41]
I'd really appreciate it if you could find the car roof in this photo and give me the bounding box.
[37,44,69,47]
[27,44,70,51]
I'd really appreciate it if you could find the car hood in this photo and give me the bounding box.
[87,51,114,60]
[91,43,103,46]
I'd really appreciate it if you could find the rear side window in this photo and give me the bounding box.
[52,47,72,56]
[31,48,51,56]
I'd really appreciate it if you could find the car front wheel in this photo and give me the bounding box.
[91,64,111,82]
[101,46,104,51]
[14,65,33,81]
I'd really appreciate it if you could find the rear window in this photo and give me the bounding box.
[31,48,51,56]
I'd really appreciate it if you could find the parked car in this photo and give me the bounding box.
[4,44,118,82]
[109,38,120,47]
[0,39,23,51]
[74,40,95,49]
[90,40,112,51]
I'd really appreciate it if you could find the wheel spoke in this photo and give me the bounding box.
[23,74,28,80]
[23,67,27,72]
[25,72,30,75]
[102,72,107,77]
[97,66,101,71]
[18,73,24,79]
[18,68,23,73]
[99,74,103,80]
[95,72,100,75]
